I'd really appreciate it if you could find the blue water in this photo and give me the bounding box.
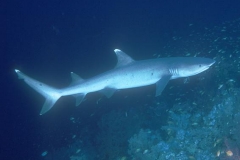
[2,0,240,159]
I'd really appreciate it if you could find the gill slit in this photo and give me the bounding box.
[169,68,179,75]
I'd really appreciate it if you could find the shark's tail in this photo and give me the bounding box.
[15,69,62,115]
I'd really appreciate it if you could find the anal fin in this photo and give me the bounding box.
[73,93,86,106]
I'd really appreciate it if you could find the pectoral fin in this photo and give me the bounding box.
[155,75,171,96]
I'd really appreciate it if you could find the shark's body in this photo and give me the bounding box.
[15,49,215,115]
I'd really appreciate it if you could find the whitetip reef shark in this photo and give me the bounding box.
[15,49,215,115]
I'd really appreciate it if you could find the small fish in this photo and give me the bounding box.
[41,151,48,157]
[218,84,223,89]
[143,149,149,154]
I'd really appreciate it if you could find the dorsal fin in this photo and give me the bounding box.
[70,72,84,86]
[114,49,135,68]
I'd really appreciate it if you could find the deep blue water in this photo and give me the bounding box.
[2,0,240,160]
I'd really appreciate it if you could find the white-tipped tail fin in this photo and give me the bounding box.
[15,69,61,115]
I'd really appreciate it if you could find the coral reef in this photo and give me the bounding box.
[128,89,240,160]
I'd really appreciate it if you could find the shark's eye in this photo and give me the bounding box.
[199,64,202,67]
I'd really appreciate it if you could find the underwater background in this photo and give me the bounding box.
[2,0,240,159]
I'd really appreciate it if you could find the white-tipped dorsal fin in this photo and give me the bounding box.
[114,49,135,68]
[70,72,84,86]
[71,72,84,83]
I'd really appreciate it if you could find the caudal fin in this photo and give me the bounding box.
[15,69,61,115]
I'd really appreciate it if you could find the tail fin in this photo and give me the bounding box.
[15,69,61,115]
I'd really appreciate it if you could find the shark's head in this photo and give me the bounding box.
[173,57,215,78]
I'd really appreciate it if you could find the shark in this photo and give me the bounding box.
[15,49,215,115]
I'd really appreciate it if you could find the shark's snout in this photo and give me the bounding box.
[209,59,215,66]
[202,58,215,68]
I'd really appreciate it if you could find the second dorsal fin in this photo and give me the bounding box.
[70,72,84,86]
